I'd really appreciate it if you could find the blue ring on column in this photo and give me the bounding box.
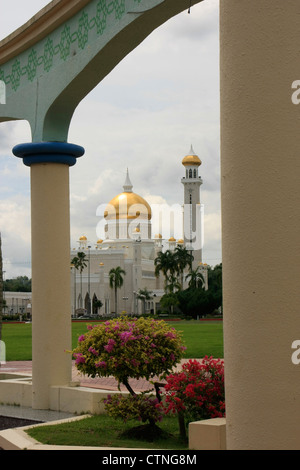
[12,142,85,167]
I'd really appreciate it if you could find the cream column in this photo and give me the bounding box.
[13,142,84,409]
[220,1,300,449]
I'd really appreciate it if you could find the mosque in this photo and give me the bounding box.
[70,146,208,316]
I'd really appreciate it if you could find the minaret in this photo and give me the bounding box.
[181,146,203,266]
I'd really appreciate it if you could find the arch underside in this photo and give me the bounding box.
[0,0,204,142]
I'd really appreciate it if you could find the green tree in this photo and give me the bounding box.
[93,297,103,315]
[207,263,222,313]
[109,266,126,315]
[174,245,194,288]
[185,266,205,289]
[165,274,181,294]
[4,276,31,292]
[160,292,179,315]
[155,247,194,292]
[137,288,153,315]
[71,252,88,308]
[154,250,176,281]
[72,315,184,396]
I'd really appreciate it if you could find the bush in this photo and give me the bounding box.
[72,315,185,393]
[103,393,164,426]
[163,356,225,430]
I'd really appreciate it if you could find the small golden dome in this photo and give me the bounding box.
[79,235,87,241]
[97,239,103,244]
[182,145,201,167]
[169,237,176,242]
[155,234,162,239]
[99,262,104,266]
[177,239,184,244]
[134,227,140,232]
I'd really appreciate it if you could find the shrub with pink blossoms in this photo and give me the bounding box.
[103,393,164,426]
[72,315,185,394]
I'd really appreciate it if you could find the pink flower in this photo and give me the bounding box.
[74,353,85,364]
[95,361,107,368]
[78,335,85,342]
[88,347,99,356]
[165,332,176,339]
[120,331,133,343]
[104,338,116,353]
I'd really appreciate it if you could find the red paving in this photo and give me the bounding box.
[0,360,193,393]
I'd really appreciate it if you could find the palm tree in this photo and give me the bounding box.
[71,252,88,309]
[137,288,153,314]
[185,266,205,289]
[154,250,177,289]
[109,266,126,315]
[165,274,182,294]
[174,245,194,288]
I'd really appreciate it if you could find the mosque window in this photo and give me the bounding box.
[189,169,193,178]
[193,169,197,178]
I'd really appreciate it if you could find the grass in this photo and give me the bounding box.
[1,320,223,361]
[27,414,187,449]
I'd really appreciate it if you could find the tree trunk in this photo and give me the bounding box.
[122,378,136,396]
[115,287,117,315]
[178,411,187,441]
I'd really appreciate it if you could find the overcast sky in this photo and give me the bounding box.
[0,0,221,279]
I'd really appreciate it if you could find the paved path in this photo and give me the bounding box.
[0,360,193,393]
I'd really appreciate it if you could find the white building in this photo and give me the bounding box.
[3,291,32,317]
[70,148,208,316]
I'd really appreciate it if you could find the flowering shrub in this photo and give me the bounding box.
[103,393,164,426]
[163,356,225,423]
[72,316,185,391]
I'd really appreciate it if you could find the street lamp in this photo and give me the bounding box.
[3,270,5,302]
[70,264,76,317]
[87,245,92,315]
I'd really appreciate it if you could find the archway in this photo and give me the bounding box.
[1,0,300,450]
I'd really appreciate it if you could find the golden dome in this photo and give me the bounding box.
[104,192,151,220]
[97,239,103,244]
[169,237,176,242]
[182,145,201,167]
[79,235,87,241]
[104,169,152,221]
[177,239,184,244]
[155,234,162,239]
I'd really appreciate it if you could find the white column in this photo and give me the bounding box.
[30,163,72,409]
[13,141,84,410]
[220,0,300,449]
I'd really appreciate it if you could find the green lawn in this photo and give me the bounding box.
[1,320,223,361]
[27,414,187,449]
